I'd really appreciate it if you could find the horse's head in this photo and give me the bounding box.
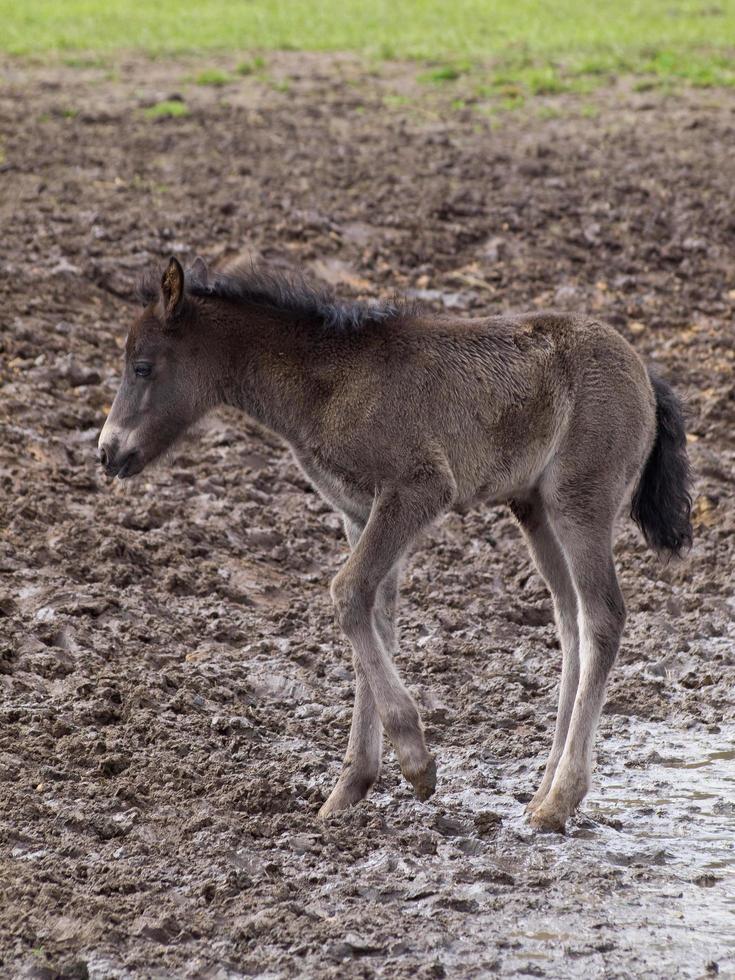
[98,256,211,479]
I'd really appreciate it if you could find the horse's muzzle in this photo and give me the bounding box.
[98,442,141,479]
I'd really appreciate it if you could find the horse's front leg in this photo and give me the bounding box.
[319,653,383,817]
[327,478,453,805]
[320,517,385,818]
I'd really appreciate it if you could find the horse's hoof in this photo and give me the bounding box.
[317,769,376,819]
[317,796,344,820]
[528,802,568,834]
[405,756,437,802]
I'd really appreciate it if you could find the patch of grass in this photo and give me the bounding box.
[643,48,735,86]
[194,67,232,86]
[481,64,600,101]
[418,64,464,84]
[476,80,515,99]
[478,92,526,114]
[144,99,189,119]
[1,1,734,94]
[499,94,526,111]
[383,93,412,107]
[62,53,106,68]
[0,1,729,62]
[236,55,265,75]
[270,77,291,92]
[524,67,569,95]
[632,78,659,92]
[536,104,562,120]
[572,56,616,77]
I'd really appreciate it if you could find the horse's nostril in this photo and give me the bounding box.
[99,447,109,467]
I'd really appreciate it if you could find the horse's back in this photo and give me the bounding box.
[397,309,657,504]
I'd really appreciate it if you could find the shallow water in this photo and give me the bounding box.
[591,722,735,971]
[431,718,735,977]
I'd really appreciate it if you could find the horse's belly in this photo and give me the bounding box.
[289,446,373,524]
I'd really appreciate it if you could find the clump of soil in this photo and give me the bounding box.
[0,55,733,978]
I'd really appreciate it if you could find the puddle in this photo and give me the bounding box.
[661,748,735,770]
[594,722,735,870]
[586,720,735,968]
[436,718,735,976]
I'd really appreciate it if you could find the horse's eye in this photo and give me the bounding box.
[134,363,152,379]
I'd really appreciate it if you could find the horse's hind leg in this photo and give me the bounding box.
[530,506,626,832]
[510,495,580,813]
[319,521,401,817]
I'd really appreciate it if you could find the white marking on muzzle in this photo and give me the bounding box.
[98,417,137,457]
[98,415,115,451]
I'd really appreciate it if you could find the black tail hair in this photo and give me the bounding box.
[630,370,693,558]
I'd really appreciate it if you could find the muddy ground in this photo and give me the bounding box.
[0,55,734,979]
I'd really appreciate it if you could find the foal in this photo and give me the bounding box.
[99,257,692,832]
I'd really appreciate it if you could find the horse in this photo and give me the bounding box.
[98,256,692,832]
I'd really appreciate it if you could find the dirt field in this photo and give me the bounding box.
[1,56,734,979]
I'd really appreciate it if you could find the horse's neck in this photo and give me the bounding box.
[218,309,327,444]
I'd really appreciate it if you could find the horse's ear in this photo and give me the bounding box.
[189,255,209,287]
[161,256,185,320]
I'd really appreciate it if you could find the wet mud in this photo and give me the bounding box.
[0,55,733,978]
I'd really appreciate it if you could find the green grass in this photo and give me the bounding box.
[143,99,189,119]
[194,67,233,86]
[236,56,266,75]
[418,64,465,84]
[268,77,291,92]
[1,1,735,89]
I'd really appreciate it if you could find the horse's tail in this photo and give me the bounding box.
[630,370,693,558]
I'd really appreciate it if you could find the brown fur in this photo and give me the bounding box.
[99,257,692,831]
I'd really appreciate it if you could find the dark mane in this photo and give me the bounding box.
[138,261,413,332]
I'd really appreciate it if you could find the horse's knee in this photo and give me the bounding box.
[331,573,372,634]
